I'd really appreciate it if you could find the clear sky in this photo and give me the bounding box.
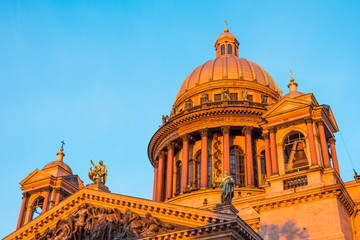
[1,0,360,237]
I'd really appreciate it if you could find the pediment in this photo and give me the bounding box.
[6,188,262,240]
[263,98,312,119]
[20,169,52,186]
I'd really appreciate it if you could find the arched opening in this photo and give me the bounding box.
[230,146,245,187]
[30,196,44,220]
[175,160,182,196]
[283,132,309,173]
[260,150,266,184]
[221,45,225,55]
[228,44,232,54]
[193,151,201,189]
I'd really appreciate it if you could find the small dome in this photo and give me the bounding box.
[43,161,73,174]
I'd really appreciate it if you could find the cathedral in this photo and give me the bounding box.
[4,26,360,240]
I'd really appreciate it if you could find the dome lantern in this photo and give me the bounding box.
[214,21,239,58]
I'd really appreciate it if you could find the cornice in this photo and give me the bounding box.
[148,105,267,166]
[5,189,241,240]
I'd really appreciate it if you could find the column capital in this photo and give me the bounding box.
[181,134,190,142]
[305,117,313,124]
[269,127,276,133]
[153,160,159,168]
[315,119,324,126]
[199,128,209,137]
[167,142,175,150]
[262,132,269,139]
[221,126,231,134]
[328,137,336,144]
[242,126,253,135]
[159,151,167,159]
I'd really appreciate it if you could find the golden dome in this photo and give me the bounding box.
[175,56,280,101]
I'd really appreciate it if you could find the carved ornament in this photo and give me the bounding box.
[199,129,208,137]
[242,126,253,135]
[221,126,231,134]
[167,142,175,150]
[181,134,190,142]
[262,132,269,140]
[159,151,167,159]
[328,137,336,144]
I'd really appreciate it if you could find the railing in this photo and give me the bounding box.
[283,175,308,190]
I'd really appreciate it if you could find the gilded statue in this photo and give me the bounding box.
[89,160,107,184]
[242,88,248,100]
[218,171,234,204]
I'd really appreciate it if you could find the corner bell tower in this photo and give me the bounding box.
[16,143,84,229]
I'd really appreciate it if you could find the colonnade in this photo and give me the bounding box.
[152,119,340,202]
[153,126,257,201]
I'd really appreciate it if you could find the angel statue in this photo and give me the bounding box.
[88,160,107,184]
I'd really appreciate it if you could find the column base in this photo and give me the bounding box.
[86,183,111,193]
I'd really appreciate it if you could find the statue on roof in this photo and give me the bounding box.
[89,160,107,184]
[219,171,234,204]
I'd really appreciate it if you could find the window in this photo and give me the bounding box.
[247,94,253,102]
[31,197,44,220]
[221,45,225,55]
[260,150,266,184]
[208,154,212,187]
[193,151,201,189]
[228,45,232,54]
[175,161,182,195]
[230,146,246,187]
[283,132,308,172]
[214,94,221,101]
[230,93,238,100]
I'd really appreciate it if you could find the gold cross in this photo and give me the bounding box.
[225,20,228,29]
[290,69,293,78]
[61,140,65,149]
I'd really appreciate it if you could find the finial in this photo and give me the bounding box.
[56,141,65,162]
[288,69,298,92]
[224,20,229,32]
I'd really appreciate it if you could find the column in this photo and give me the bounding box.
[305,118,318,166]
[166,142,175,200]
[221,126,231,174]
[55,189,61,205]
[316,120,331,167]
[199,129,208,189]
[16,193,28,229]
[263,132,272,177]
[157,151,166,201]
[243,126,254,186]
[181,134,190,193]
[41,189,50,214]
[269,128,279,175]
[256,154,262,186]
[329,137,340,175]
[152,161,159,201]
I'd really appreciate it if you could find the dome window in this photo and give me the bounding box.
[221,45,225,55]
[228,45,232,54]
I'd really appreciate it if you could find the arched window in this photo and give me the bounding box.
[283,132,308,172]
[230,146,245,187]
[208,153,212,188]
[193,151,201,189]
[31,196,44,220]
[228,45,232,54]
[175,161,182,195]
[260,150,266,184]
[221,45,225,55]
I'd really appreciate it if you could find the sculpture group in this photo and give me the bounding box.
[34,203,177,240]
[88,160,107,185]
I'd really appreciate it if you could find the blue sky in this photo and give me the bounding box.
[1,1,360,237]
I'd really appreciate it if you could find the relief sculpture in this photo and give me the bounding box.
[33,203,178,240]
